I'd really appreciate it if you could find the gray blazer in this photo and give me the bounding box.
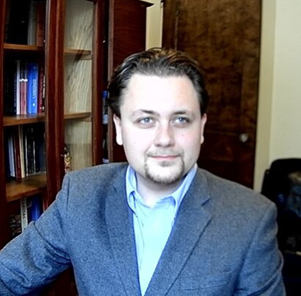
[0,163,285,295]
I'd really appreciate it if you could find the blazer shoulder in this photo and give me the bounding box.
[196,168,274,211]
[61,163,128,197]
[66,162,127,183]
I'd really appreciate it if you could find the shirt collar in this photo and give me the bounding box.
[126,164,197,214]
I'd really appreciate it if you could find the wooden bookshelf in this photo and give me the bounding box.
[6,173,47,203]
[0,0,148,293]
[4,43,44,52]
[64,112,91,121]
[4,112,91,126]
[3,114,45,126]
[64,48,92,60]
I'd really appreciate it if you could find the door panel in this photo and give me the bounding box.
[163,0,261,188]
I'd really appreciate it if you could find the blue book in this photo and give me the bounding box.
[30,195,42,222]
[27,62,39,114]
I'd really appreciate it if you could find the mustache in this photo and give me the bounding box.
[146,150,181,157]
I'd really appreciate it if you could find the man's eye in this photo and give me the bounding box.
[138,117,154,125]
[174,117,190,124]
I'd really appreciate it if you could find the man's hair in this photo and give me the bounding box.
[107,48,209,117]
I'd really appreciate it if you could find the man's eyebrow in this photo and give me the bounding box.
[131,109,196,118]
[173,110,196,117]
[131,110,159,117]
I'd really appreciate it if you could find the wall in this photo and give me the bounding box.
[144,0,163,49]
[145,0,301,191]
[254,0,301,191]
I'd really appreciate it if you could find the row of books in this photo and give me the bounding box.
[4,59,45,116]
[10,195,43,238]
[5,0,46,46]
[5,124,46,181]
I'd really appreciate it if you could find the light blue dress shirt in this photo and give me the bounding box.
[126,164,197,295]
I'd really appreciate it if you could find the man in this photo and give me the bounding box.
[0,48,285,295]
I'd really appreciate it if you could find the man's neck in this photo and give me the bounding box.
[136,175,183,207]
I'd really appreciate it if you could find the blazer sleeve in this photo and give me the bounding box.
[234,202,285,296]
[0,175,72,295]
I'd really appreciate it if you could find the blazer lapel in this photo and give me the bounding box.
[105,167,141,296]
[145,170,212,296]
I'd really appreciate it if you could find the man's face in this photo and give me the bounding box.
[113,74,207,188]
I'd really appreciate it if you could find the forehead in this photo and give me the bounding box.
[122,74,200,111]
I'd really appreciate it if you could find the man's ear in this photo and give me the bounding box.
[113,114,123,145]
[200,113,207,144]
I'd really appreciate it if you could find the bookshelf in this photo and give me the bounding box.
[0,0,106,248]
[0,0,150,294]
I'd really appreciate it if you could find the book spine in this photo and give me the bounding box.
[38,64,45,113]
[15,60,21,115]
[8,133,15,178]
[27,62,39,114]
[20,198,28,232]
[36,1,46,47]
[27,1,37,46]
[30,196,42,222]
[20,60,28,115]
[18,126,26,178]
[9,213,22,238]
[24,125,35,175]
[13,126,22,181]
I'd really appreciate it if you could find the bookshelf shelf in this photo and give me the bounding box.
[3,112,92,126]
[64,112,91,121]
[6,173,47,203]
[4,43,44,52]
[64,48,92,60]
[3,114,45,126]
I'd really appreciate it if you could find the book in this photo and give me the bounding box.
[29,195,43,222]
[18,126,26,178]
[36,1,46,47]
[38,63,45,113]
[9,213,22,238]
[24,125,36,175]
[20,60,28,115]
[27,1,38,45]
[13,126,22,181]
[20,198,29,232]
[10,195,43,238]
[14,60,21,115]
[27,62,39,114]
[7,132,15,178]
[102,90,109,124]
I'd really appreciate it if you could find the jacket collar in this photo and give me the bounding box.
[145,169,212,295]
[106,166,212,296]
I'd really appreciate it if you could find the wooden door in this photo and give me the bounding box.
[163,0,261,188]
[107,0,152,162]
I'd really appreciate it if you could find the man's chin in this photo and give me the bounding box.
[145,165,184,185]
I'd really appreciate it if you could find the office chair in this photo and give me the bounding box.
[261,158,301,295]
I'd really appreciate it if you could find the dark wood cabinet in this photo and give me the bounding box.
[0,0,149,294]
[163,0,261,188]
[0,0,106,249]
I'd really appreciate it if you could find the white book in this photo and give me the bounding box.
[15,60,21,115]
[20,198,28,232]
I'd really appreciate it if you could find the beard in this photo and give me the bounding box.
[144,153,185,185]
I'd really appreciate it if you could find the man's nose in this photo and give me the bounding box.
[154,123,175,147]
